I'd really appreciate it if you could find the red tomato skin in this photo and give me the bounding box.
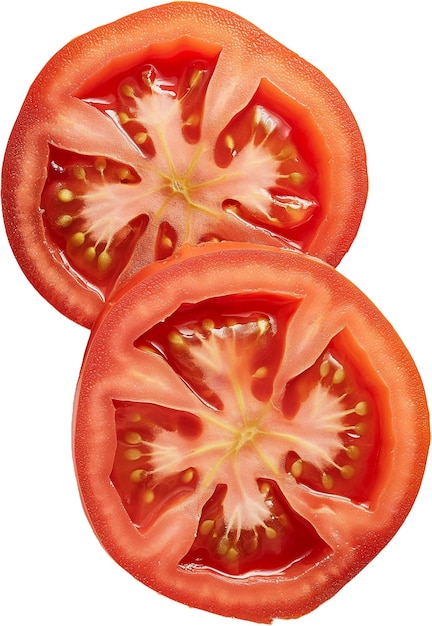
[73,243,429,623]
[1,2,367,328]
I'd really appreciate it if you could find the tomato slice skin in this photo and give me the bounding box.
[2,2,367,327]
[73,243,429,623]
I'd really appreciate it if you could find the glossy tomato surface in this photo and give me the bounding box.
[2,2,367,327]
[73,243,429,623]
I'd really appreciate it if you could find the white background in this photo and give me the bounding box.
[1,1,430,624]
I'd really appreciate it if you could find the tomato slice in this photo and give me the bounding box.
[73,243,429,623]
[2,2,367,327]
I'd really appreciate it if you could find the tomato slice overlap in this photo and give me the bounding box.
[2,2,367,326]
[73,244,429,623]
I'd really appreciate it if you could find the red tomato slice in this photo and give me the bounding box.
[73,243,429,623]
[1,2,367,327]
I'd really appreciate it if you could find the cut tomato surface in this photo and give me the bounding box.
[73,243,429,623]
[1,2,367,327]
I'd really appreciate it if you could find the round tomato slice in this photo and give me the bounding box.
[2,2,367,327]
[73,243,429,623]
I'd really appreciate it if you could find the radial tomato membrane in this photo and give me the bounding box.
[41,54,323,301]
[111,401,202,531]
[77,44,221,144]
[109,292,387,580]
[42,146,149,295]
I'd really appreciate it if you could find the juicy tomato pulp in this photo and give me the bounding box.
[73,245,429,622]
[2,2,367,326]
